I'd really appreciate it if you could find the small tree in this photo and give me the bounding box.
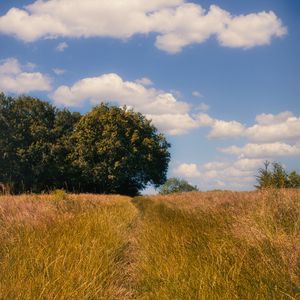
[256,161,300,189]
[255,161,273,189]
[158,177,198,195]
[272,162,288,188]
[288,171,300,188]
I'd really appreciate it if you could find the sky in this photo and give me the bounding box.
[0,0,299,191]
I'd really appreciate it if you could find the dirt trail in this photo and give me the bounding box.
[113,197,144,299]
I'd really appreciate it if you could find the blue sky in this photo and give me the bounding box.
[0,0,299,191]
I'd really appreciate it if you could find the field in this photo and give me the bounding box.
[1,190,300,299]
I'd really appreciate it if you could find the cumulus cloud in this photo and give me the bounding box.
[51,72,202,135]
[145,113,199,135]
[196,113,215,126]
[0,58,51,93]
[255,111,294,125]
[173,163,201,178]
[55,42,68,52]
[208,120,245,139]
[197,111,300,143]
[217,11,286,48]
[135,77,153,86]
[245,114,300,143]
[0,1,287,53]
[207,158,263,190]
[172,158,263,190]
[194,113,245,139]
[221,143,300,158]
[49,71,300,141]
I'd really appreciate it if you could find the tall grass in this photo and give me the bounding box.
[1,190,300,299]
[0,194,137,299]
[132,190,300,299]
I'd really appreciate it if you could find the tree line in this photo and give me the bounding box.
[0,93,170,196]
[256,161,300,189]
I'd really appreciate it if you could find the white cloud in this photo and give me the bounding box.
[0,58,51,94]
[203,158,263,190]
[49,73,300,141]
[255,111,294,125]
[233,158,265,171]
[217,11,287,48]
[221,143,300,158]
[204,161,228,170]
[53,68,66,75]
[196,113,215,126]
[135,77,153,86]
[55,42,68,52]
[195,111,300,143]
[208,120,245,139]
[51,73,189,114]
[173,163,201,178]
[145,113,199,135]
[0,1,287,53]
[192,113,246,139]
[245,114,300,143]
[172,158,263,190]
[51,72,202,135]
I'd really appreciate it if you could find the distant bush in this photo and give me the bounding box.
[256,161,300,189]
[51,189,67,200]
[158,177,198,194]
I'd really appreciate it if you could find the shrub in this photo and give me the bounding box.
[158,177,198,194]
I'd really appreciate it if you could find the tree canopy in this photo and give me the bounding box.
[158,177,198,194]
[0,93,170,195]
[256,161,300,189]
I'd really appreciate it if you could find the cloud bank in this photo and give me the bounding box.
[173,158,264,190]
[0,0,287,53]
[51,72,203,135]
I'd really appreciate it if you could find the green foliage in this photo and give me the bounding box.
[256,161,300,189]
[0,93,80,193]
[158,177,198,194]
[0,93,170,195]
[70,104,170,196]
[288,171,300,188]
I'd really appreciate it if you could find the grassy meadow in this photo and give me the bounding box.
[1,190,300,299]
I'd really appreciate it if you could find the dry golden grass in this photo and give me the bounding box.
[1,189,300,299]
[0,193,137,300]
[133,189,300,299]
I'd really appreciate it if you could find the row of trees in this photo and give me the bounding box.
[0,93,170,195]
[159,161,300,195]
[256,161,300,189]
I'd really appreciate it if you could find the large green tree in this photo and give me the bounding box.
[70,104,170,196]
[0,95,170,195]
[0,94,80,193]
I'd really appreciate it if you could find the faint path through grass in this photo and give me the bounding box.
[1,190,300,299]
